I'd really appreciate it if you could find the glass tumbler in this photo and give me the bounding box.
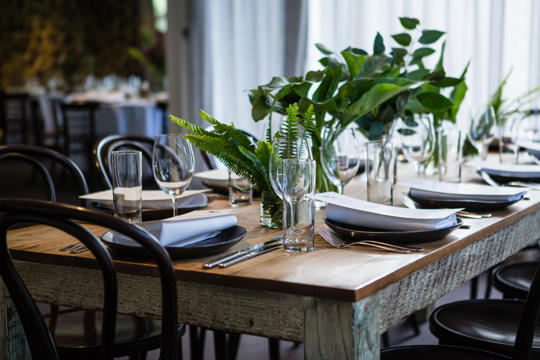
[111,150,142,224]
[281,159,316,253]
[228,170,253,206]
[438,127,463,183]
[366,140,395,205]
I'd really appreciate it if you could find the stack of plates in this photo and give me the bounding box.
[315,192,462,243]
[468,160,540,183]
[404,180,526,211]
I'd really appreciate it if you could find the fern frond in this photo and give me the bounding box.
[238,146,272,191]
[169,114,218,137]
[280,103,300,158]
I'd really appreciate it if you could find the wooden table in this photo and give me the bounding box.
[3,176,540,359]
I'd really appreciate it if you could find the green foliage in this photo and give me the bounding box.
[248,17,468,143]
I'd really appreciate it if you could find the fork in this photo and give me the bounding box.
[319,225,423,253]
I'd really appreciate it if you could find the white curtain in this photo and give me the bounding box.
[307,0,540,124]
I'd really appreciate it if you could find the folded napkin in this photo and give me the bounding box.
[467,160,540,179]
[105,209,241,247]
[403,179,526,202]
[80,189,208,209]
[316,192,460,231]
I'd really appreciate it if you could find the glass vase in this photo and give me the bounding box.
[259,190,282,228]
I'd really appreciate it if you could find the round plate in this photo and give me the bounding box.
[101,225,247,259]
[482,169,540,184]
[408,192,524,211]
[324,218,462,244]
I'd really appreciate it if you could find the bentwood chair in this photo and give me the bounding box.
[0,144,90,207]
[92,134,155,190]
[493,261,540,300]
[0,199,181,359]
[382,262,540,359]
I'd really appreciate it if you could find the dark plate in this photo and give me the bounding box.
[481,169,540,184]
[325,218,462,244]
[408,191,524,211]
[101,225,247,259]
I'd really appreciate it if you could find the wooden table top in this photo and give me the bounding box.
[7,164,540,302]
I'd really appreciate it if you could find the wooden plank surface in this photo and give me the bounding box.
[7,165,540,302]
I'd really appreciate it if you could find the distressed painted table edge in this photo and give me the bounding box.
[6,208,540,360]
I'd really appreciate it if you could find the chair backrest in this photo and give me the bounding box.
[512,262,540,360]
[0,145,90,207]
[0,199,178,360]
[93,134,155,189]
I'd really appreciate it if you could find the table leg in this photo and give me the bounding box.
[305,296,380,360]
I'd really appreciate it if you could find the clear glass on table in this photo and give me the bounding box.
[111,150,143,224]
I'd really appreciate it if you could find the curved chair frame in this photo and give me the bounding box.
[0,152,56,201]
[0,145,90,207]
[93,134,154,189]
[0,199,179,359]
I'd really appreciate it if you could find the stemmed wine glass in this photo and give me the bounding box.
[320,128,362,194]
[397,114,435,176]
[152,134,195,217]
[468,106,497,160]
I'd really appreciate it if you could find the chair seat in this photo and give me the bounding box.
[381,345,510,360]
[430,299,540,357]
[44,309,168,357]
[494,261,539,299]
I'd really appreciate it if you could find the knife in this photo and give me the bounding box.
[219,243,283,268]
[202,235,282,269]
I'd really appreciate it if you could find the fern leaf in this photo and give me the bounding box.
[169,114,218,137]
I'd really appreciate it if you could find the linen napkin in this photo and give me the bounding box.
[403,179,526,202]
[315,192,460,231]
[104,209,242,247]
[467,160,540,179]
[80,189,208,209]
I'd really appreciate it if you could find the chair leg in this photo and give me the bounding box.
[382,331,390,348]
[408,313,420,336]
[213,330,227,360]
[484,266,495,299]
[470,276,478,299]
[189,326,205,360]
[268,339,280,360]
[227,333,241,360]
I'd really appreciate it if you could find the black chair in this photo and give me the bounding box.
[493,261,540,300]
[382,262,540,359]
[92,134,155,190]
[0,92,31,144]
[0,199,180,359]
[60,102,100,171]
[0,144,90,207]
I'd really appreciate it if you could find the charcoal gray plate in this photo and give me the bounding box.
[325,218,462,244]
[101,225,246,259]
[408,190,524,211]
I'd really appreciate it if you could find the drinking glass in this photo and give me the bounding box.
[153,134,195,217]
[228,170,253,206]
[366,140,395,204]
[397,114,435,176]
[111,150,142,224]
[514,112,540,163]
[468,106,497,160]
[320,128,362,194]
[281,159,315,252]
[437,126,463,183]
[269,133,312,231]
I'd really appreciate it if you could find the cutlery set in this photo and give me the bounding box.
[60,242,89,254]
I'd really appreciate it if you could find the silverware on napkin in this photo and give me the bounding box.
[319,225,423,253]
[203,235,283,269]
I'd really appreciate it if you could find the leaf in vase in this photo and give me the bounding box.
[416,92,454,111]
[373,32,385,54]
[418,30,445,44]
[341,51,365,78]
[412,47,435,58]
[399,17,420,30]
[390,48,407,66]
[391,33,412,46]
[315,43,334,55]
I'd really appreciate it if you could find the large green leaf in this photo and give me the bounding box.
[391,33,411,46]
[412,47,435,58]
[417,92,454,111]
[315,43,333,55]
[313,66,342,102]
[373,32,385,54]
[341,51,365,78]
[399,17,420,30]
[418,30,445,44]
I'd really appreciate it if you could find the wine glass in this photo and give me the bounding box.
[514,112,540,163]
[468,106,497,160]
[320,128,362,194]
[397,114,435,176]
[269,133,312,199]
[153,134,195,217]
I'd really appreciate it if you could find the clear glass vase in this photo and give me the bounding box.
[259,190,282,229]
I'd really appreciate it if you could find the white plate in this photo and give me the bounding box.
[194,169,229,188]
[80,189,209,209]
